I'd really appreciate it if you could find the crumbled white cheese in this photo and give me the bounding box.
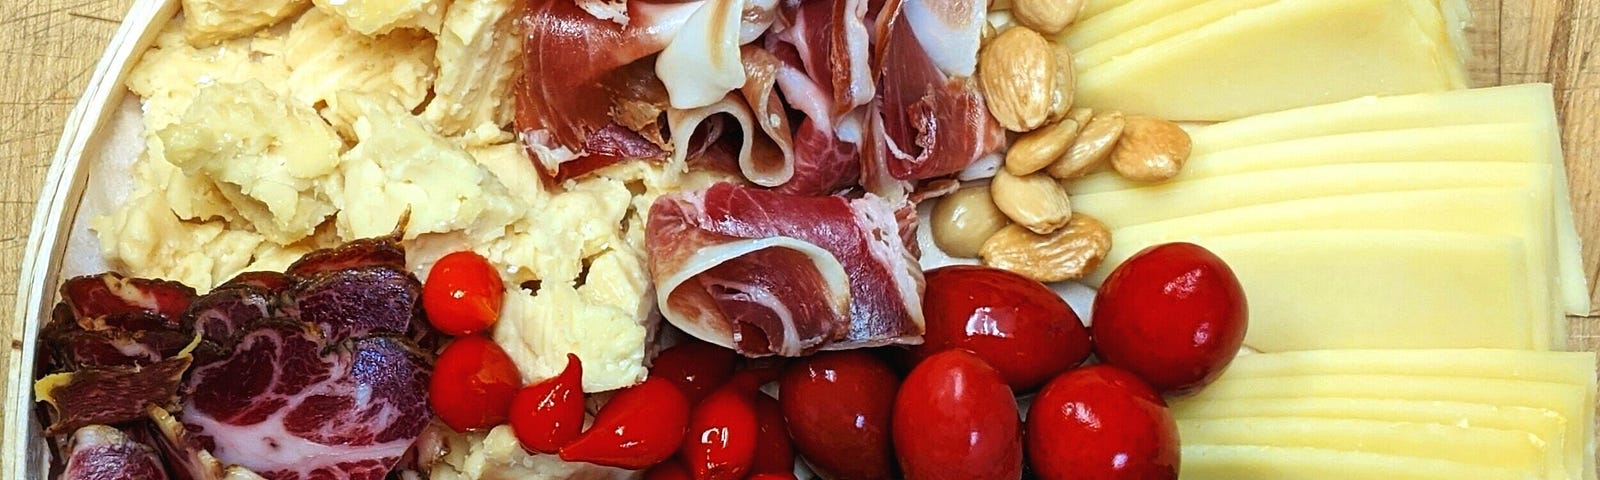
[180,0,311,45]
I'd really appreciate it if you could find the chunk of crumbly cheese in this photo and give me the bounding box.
[494,251,654,393]
[425,425,634,480]
[285,8,437,113]
[127,21,291,134]
[181,0,311,45]
[326,92,519,242]
[423,0,522,136]
[311,0,449,35]
[157,81,343,245]
[133,148,236,223]
[90,190,310,291]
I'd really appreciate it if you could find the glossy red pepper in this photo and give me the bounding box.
[428,335,522,432]
[746,473,799,480]
[749,393,794,475]
[680,382,759,480]
[509,354,585,454]
[892,349,1023,480]
[652,339,739,405]
[559,376,689,469]
[422,251,505,336]
[641,460,693,480]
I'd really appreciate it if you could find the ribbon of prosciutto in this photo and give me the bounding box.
[646,182,925,357]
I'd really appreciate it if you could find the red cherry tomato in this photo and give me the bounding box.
[749,393,794,475]
[429,335,522,432]
[560,376,690,469]
[653,339,738,405]
[642,460,693,480]
[509,353,585,454]
[778,351,899,480]
[892,349,1022,480]
[423,251,505,336]
[914,265,1092,392]
[1026,365,1179,480]
[1092,242,1248,395]
[680,382,759,480]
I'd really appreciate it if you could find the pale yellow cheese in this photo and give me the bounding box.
[1080,0,1136,18]
[1075,0,1467,121]
[1068,123,1549,195]
[1087,188,1567,348]
[181,0,310,45]
[1177,417,1549,474]
[1071,162,1550,228]
[311,0,448,35]
[423,0,522,136]
[284,8,437,114]
[1105,230,1542,351]
[1059,0,1216,50]
[1184,374,1592,480]
[1071,0,1277,71]
[1180,445,1540,480]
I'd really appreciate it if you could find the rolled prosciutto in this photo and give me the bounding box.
[646,182,924,356]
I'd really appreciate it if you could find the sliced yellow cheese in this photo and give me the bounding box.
[1075,0,1467,121]
[1100,230,1542,351]
[1059,0,1225,51]
[1072,0,1278,71]
[1068,123,1550,195]
[1080,0,1137,18]
[1071,162,1550,228]
[1189,84,1555,154]
[1219,349,1597,384]
[1181,445,1541,480]
[1086,188,1566,348]
[1177,417,1550,474]
[1169,397,1568,458]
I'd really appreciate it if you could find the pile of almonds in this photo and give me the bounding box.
[935,3,1194,283]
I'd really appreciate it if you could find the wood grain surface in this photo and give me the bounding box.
[0,0,1597,466]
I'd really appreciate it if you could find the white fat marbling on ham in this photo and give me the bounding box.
[658,0,749,109]
[769,0,875,115]
[668,93,794,186]
[646,183,924,356]
[901,0,987,77]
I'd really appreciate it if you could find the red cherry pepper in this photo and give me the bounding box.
[509,353,585,454]
[641,460,693,480]
[652,339,739,405]
[422,251,505,336]
[428,335,522,432]
[680,382,760,480]
[559,376,689,469]
[749,393,794,475]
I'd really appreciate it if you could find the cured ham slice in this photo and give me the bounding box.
[768,0,876,115]
[35,355,192,436]
[872,0,1004,181]
[646,183,924,356]
[669,47,797,187]
[59,273,194,329]
[61,425,170,480]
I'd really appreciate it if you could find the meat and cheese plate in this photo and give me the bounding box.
[5,0,1596,478]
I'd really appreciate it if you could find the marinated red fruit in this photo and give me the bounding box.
[778,351,899,479]
[423,251,505,336]
[1091,242,1248,395]
[915,265,1092,392]
[652,339,738,405]
[429,335,522,432]
[749,394,794,475]
[892,349,1022,480]
[681,383,759,480]
[1026,365,1179,480]
[509,354,585,454]
[560,376,689,469]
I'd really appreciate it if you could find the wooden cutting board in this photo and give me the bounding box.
[0,0,1596,463]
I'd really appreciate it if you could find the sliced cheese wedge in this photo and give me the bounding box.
[1219,349,1597,384]
[1086,188,1566,348]
[1075,0,1467,121]
[1071,162,1550,228]
[1072,0,1277,71]
[1080,0,1136,18]
[1181,445,1542,480]
[1178,417,1550,474]
[1068,123,1550,195]
[1183,374,1593,480]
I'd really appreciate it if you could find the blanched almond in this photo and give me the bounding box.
[1048,110,1123,179]
[990,169,1073,235]
[979,214,1112,283]
[1013,0,1084,36]
[931,186,1012,258]
[1046,41,1077,124]
[979,27,1055,132]
[1005,117,1081,176]
[1110,115,1191,182]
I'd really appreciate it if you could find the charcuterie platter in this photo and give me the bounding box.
[7,0,1598,478]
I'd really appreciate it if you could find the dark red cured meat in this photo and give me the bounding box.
[183,285,276,347]
[872,0,1003,182]
[216,271,293,293]
[48,328,194,368]
[698,247,850,355]
[36,354,192,435]
[773,117,860,196]
[181,323,431,480]
[770,0,875,116]
[60,273,195,329]
[285,237,407,278]
[647,183,924,356]
[292,267,422,344]
[60,425,170,480]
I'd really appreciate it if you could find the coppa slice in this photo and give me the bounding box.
[1074,0,1467,121]
[1099,230,1543,351]
[1084,187,1567,348]
[1178,417,1550,474]
[1180,445,1539,480]
[1070,161,1550,228]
